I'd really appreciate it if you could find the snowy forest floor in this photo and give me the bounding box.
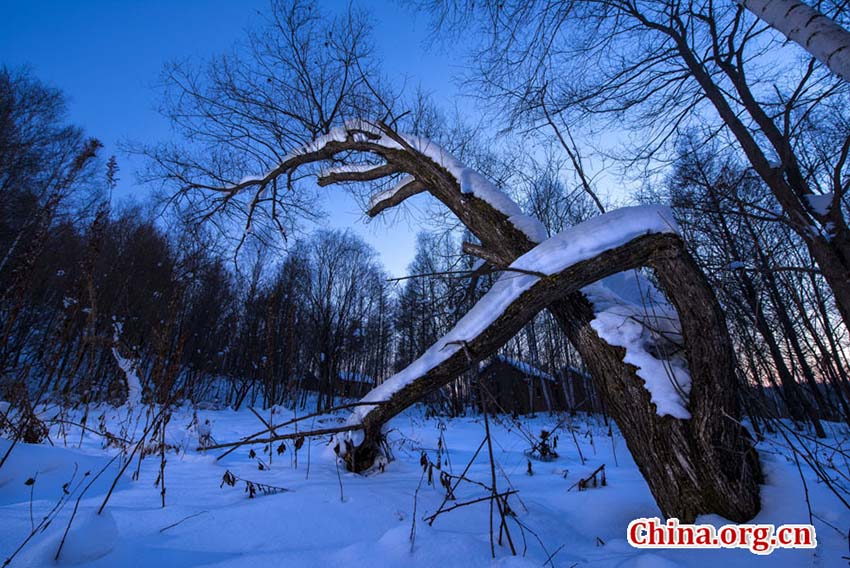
[0,402,848,567]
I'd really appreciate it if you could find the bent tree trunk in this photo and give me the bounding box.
[202,121,762,522]
[590,242,761,522]
[345,229,760,522]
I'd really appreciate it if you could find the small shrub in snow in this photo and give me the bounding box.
[527,430,559,462]
[220,469,291,498]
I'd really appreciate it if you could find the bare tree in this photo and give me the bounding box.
[298,229,385,411]
[426,0,850,329]
[665,139,842,433]
[189,118,761,522]
[143,0,389,251]
[149,0,761,523]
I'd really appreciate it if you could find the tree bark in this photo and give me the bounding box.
[739,0,850,83]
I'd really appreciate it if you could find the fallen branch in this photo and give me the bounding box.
[202,424,363,454]
[213,400,386,461]
[568,464,607,492]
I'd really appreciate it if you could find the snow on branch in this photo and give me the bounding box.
[212,121,690,423]
[111,348,142,409]
[739,0,850,84]
[209,120,396,194]
[584,272,690,419]
[338,205,683,451]
[110,322,142,410]
[317,163,400,186]
[366,175,426,216]
[209,119,548,243]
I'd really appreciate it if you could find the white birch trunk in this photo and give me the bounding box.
[540,376,553,412]
[740,0,850,83]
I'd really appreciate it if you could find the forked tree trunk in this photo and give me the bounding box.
[347,232,761,522]
[210,121,762,522]
[372,149,759,522]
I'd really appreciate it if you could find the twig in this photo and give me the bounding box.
[427,437,488,526]
[47,418,133,445]
[424,489,518,524]
[450,339,517,557]
[210,401,383,459]
[410,467,426,553]
[56,453,121,560]
[203,424,363,453]
[568,464,606,492]
[387,264,547,283]
[159,511,209,533]
[27,473,37,531]
[567,418,586,465]
[335,454,345,502]
[98,406,169,515]
[3,464,81,567]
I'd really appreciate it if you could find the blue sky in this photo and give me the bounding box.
[0,0,468,277]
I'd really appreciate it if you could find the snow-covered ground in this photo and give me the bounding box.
[0,403,847,567]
